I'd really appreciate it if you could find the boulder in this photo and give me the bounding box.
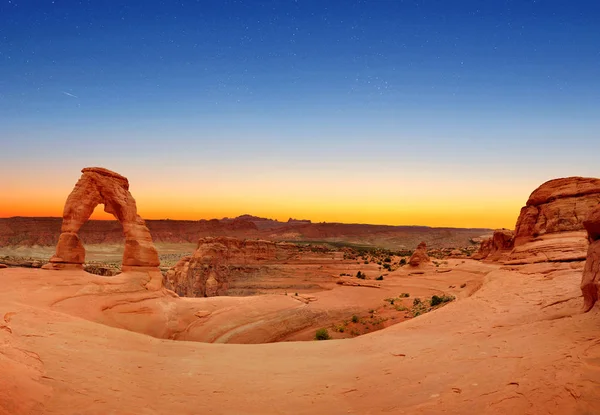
[582,204,600,311]
[472,229,514,261]
[43,167,160,272]
[507,177,600,264]
[408,242,430,267]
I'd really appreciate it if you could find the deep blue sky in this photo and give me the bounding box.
[1,0,599,226]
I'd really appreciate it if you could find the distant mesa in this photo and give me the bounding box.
[582,203,600,311]
[408,241,430,267]
[287,218,312,224]
[506,177,600,265]
[234,214,274,222]
[42,167,160,271]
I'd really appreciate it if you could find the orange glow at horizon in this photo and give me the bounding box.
[1,191,523,229]
[1,163,537,230]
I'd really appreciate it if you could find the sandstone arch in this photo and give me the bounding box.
[44,167,160,271]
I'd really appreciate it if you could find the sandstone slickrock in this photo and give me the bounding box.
[582,203,600,311]
[507,177,600,265]
[472,229,514,261]
[43,167,160,271]
[408,241,430,267]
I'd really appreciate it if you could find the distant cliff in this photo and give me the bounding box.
[0,215,491,250]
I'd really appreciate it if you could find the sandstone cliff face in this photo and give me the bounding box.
[408,242,430,267]
[507,177,600,265]
[582,204,600,311]
[164,237,302,297]
[472,229,514,261]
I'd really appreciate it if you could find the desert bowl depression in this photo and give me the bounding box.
[1,168,600,415]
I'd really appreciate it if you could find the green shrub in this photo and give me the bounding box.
[375,275,384,281]
[315,328,331,340]
[399,293,410,298]
[430,294,455,307]
[399,258,407,265]
[413,298,422,306]
[351,315,359,323]
[384,257,391,263]
[356,271,366,279]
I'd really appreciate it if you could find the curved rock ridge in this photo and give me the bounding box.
[408,241,430,267]
[43,167,160,271]
[165,237,304,297]
[507,177,600,264]
[582,203,600,311]
[472,229,514,261]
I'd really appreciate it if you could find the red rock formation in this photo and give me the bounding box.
[507,177,600,264]
[43,167,160,271]
[408,241,430,267]
[165,237,302,297]
[582,204,600,311]
[472,229,514,261]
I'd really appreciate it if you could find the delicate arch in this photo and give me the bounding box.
[44,167,159,270]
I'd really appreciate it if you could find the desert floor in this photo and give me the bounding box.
[2,258,599,415]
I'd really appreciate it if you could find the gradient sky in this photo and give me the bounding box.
[1,0,599,228]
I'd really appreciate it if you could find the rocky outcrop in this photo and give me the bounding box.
[0,258,45,268]
[472,229,514,261]
[43,167,160,271]
[507,177,600,265]
[165,237,302,297]
[582,204,600,311]
[408,242,430,267]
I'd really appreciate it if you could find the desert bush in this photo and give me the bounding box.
[333,324,346,333]
[375,275,384,281]
[351,315,359,323]
[430,294,455,307]
[399,292,410,298]
[315,328,331,340]
[356,271,366,279]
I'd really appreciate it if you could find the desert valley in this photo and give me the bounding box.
[1,167,599,414]
[3,1,599,414]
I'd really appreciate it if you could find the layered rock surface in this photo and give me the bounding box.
[165,237,342,297]
[43,167,160,271]
[507,177,600,264]
[582,203,600,311]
